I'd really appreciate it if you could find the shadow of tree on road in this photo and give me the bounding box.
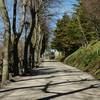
[38,81,100,100]
[0,63,100,100]
[0,79,99,93]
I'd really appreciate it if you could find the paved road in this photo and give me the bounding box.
[0,61,100,100]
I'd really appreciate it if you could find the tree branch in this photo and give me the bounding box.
[12,0,17,34]
[17,0,27,37]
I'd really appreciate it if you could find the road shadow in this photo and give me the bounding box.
[38,81,100,100]
[38,85,99,100]
[24,67,83,76]
[9,65,97,83]
[0,78,98,93]
[20,67,59,77]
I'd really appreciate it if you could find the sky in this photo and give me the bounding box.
[47,0,79,44]
[49,0,78,28]
[0,0,78,43]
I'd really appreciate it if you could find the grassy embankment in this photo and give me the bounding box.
[64,41,100,79]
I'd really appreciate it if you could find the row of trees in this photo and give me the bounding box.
[0,0,56,87]
[51,0,100,57]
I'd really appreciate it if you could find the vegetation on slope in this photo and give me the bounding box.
[64,41,100,79]
[51,0,100,79]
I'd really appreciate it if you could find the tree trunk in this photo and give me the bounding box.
[12,36,19,76]
[32,47,35,68]
[29,42,35,69]
[23,40,29,73]
[23,4,36,73]
[35,32,40,67]
[0,0,11,87]
[37,33,44,64]
[77,15,88,46]
[35,27,43,67]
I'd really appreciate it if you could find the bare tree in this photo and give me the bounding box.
[0,0,11,86]
[12,0,27,76]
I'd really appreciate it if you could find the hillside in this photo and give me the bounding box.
[64,41,100,79]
